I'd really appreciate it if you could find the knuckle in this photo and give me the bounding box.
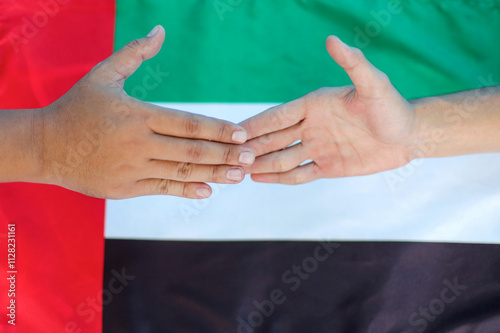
[182,184,190,198]
[344,48,365,71]
[268,107,286,128]
[187,142,204,162]
[183,114,201,136]
[156,179,171,195]
[271,156,285,171]
[222,146,232,164]
[125,39,142,53]
[176,163,194,180]
[210,165,220,182]
[217,122,231,141]
[257,133,271,145]
[351,47,364,59]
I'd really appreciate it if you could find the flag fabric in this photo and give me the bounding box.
[1,1,500,332]
[0,1,114,332]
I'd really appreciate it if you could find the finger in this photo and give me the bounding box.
[251,162,321,185]
[134,179,213,199]
[245,123,302,157]
[148,160,245,184]
[246,143,306,174]
[91,25,166,88]
[150,135,255,166]
[143,103,248,144]
[239,98,306,140]
[326,35,392,98]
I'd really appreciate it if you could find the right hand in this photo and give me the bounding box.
[37,25,254,199]
[240,36,416,185]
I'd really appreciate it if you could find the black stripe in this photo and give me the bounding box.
[103,240,500,333]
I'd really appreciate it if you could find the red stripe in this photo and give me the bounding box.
[0,1,114,332]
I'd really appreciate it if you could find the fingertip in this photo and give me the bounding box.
[326,35,339,45]
[238,119,256,141]
[156,25,166,41]
[326,35,373,87]
[232,129,248,144]
[250,173,272,183]
[238,149,255,166]
[147,25,160,37]
[326,35,350,58]
[250,174,261,182]
[146,25,165,37]
[226,167,245,183]
[144,25,165,58]
[195,186,212,199]
[327,35,346,47]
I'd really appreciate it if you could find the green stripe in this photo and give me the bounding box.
[115,0,500,102]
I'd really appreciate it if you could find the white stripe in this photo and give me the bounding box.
[105,103,500,243]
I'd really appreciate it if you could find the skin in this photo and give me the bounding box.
[2,30,498,195]
[0,26,255,199]
[240,36,500,185]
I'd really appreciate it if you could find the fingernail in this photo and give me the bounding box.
[147,25,160,37]
[196,187,211,199]
[226,168,244,181]
[330,35,348,48]
[339,38,350,49]
[232,130,247,144]
[238,151,255,165]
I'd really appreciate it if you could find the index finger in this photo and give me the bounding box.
[239,97,306,140]
[142,102,249,144]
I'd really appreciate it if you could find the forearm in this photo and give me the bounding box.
[0,108,43,183]
[411,86,500,158]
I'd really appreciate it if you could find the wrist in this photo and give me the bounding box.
[407,88,500,159]
[35,104,60,186]
[27,107,48,184]
[0,108,45,183]
[407,97,447,160]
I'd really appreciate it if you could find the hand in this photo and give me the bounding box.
[37,25,255,199]
[240,36,416,184]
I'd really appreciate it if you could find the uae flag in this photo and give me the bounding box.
[1,1,500,332]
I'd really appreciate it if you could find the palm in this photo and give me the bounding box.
[241,36,416,184]
[301,85,415,178]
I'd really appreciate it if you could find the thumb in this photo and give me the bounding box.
[92,25,166,88]
[326,35,392,98]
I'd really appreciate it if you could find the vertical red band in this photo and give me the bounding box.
[0,1,115,332]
